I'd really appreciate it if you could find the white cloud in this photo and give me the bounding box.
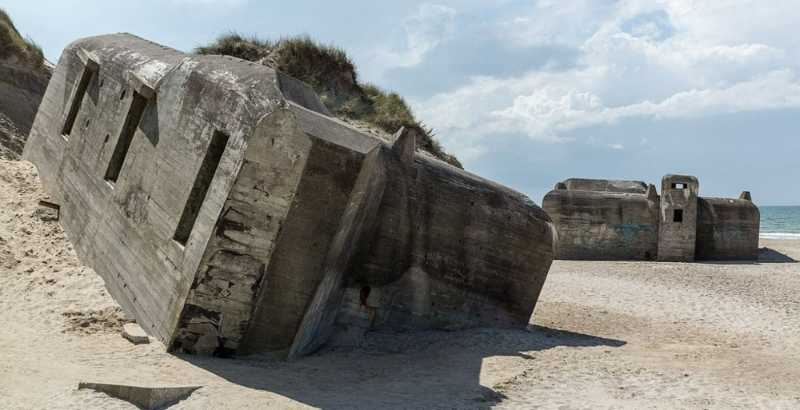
[497,0,615,48]
[489,69,800,139]
[412,0,800,162]
[368,4,456,77]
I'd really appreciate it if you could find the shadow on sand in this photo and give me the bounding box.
[179,325,625,409]
[758,247,796,263]
[696,247,796,265]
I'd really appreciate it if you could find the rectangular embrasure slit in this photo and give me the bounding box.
[173,130,230,245]
[61,62,97,137]
[105,91,148,183]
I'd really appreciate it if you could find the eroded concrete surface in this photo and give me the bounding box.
[543,175,759,262]
[23,33,556,358]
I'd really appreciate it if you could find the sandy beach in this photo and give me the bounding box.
[1,159,799,409]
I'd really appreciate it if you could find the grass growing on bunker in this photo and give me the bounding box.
[196,32,462,168]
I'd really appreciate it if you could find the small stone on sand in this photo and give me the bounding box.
[122,323,149,345]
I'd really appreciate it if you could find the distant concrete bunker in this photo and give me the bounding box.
[543,175,760,262]
[23,34,556,358]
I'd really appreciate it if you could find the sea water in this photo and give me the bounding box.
[760,206,800,240]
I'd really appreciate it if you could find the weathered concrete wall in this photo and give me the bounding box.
[543,188,659,260]
[240,125,366,355]
[24,35,205,343]
[658,175,698,262]
[25,33,557,358]
[288,144,387,358]
[22,34,316,345]
[696,197,760,260]
[341,129,556,336]
[172,109,313,355]
[545,174,758,262]
[562,178,648,194]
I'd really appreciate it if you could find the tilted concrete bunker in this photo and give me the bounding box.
[23,34,556,358]
[543,175,759,262]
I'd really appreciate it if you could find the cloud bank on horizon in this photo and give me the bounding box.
[367,1,800,205]
[374,1,799,156]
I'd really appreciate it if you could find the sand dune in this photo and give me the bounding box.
[1,159,799,409]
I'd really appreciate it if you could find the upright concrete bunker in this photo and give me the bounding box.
[23,34,556,358]
[658,175,699,262]
[543,175,759,262]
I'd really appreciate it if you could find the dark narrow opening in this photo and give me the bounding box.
[671,182,687,189]
[61,64,96,137]
[360,286,372,307]
[673,209,684,223]
[173,130,229,245]
[105,91,148,183]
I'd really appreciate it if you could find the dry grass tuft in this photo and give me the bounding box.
[0,9,45,71]
[196,33,462,168]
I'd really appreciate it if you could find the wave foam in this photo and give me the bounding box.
[760,232,800,240]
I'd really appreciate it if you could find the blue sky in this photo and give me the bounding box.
[5,0,799,205]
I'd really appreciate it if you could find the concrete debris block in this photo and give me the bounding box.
[122,323,149,345]
[34,200,60,221]
[543,174,759,262]
[24,33,556,359]
[78,382,201,409]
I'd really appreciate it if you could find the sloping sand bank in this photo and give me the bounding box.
[1,160,799,409]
